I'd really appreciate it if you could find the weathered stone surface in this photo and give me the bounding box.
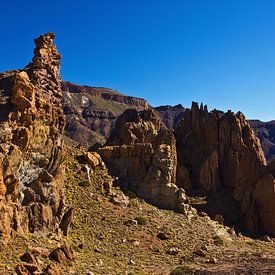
[83,151,103,168]
[0,33,66,248]
[44,264,61,275]
[255,174,275,235]
[98,109,187,211]
[175,102,275,235]
[49,244,75,265]
[59,207,73,236]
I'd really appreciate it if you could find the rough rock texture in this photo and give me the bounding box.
[155,104,275,163]
[98,109,188,211]
[0,33,66,248]
[175,102,275,236]
[62,81,149,148]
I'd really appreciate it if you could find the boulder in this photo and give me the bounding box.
[83,151,103,168]
[49,244,75,265]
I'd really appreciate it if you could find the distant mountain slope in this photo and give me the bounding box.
[61,81,149,148]
[155,104,186,129]
[248,120,275,161]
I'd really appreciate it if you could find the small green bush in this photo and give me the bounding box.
[213,236,224,246]
[170,266,194,274]
[79,180,91,187]
[135,216,147,226]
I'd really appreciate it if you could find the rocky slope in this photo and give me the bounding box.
[1,32,275,274]
[62,81,149,148]
[0,33,70,250]
[0,143,274,274]
[155,104,186,129]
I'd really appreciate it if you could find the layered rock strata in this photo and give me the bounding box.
[98,109,187,211]
[0,33,66,248]
[175,102,275,236]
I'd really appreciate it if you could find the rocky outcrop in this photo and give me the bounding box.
[62,81,149,148]
[0,33,66,248]
[175,102,275,236]
[98,109,188,211]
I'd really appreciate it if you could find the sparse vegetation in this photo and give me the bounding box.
[213,236,224,246]
[135,216,147,225]
[1,144,275,274]
[170,266,194,274]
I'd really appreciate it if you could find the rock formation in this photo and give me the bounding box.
[0,33,66,248]
[175,102,275,236]
[98,109,188,211]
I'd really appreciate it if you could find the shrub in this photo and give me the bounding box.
[79,180,91,187]
[170,266,194,274]
[135,216,147,226]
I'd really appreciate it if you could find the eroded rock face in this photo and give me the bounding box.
[0,33,65,248]
[176,102,275,236]
[98,109,188,211]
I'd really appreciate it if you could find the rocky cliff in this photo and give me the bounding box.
[0,33,67,249]
[98,109,188,211]
[62,81,149,148]
[155,104,275,163]
[175,102,275,236]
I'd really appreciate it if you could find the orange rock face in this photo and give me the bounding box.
[0,33,66,248]
[98,109,188,211]
[176,102,275,236]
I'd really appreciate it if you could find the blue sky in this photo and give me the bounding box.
[1,1,275,120]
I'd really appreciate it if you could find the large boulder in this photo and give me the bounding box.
[0,33,66,248]
[175,102,275,236]
[98,109,187,211]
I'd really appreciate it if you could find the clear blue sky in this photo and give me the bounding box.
[1,1,275,121]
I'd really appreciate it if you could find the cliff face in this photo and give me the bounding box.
[175,102,275,236]
[0,33,66,248]
[62,81,149,148]
[98,109,188,211]
[155,104,275,163]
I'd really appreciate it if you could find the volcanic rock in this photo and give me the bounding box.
[98,109,188,211]
[175,102,275,236]
[0,33,66,248]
